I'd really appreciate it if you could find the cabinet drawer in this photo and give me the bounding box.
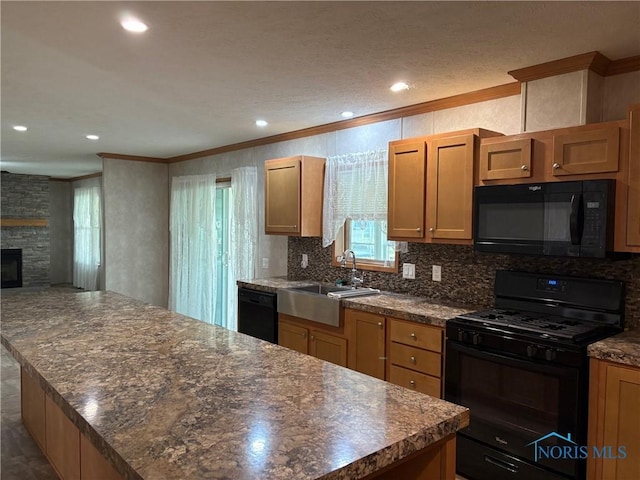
[389,342,441,377]
[388,319,442,353]
[389,365,441,398]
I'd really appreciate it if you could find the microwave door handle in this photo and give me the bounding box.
[569,193,581,245]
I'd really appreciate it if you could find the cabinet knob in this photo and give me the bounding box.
[520,165,529,171]
[410,332,417,339]
[310,335,314,341]
[552,163,561,170]
[416,227,421,231]
[409,380,416,387]
[302,332,307,338]
[410,356,416,364]
[377,322,383,328]
[429,227,434,233]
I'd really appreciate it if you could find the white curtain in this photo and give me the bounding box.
[323,149,390,247]
[169,174,218,323]
[226,166,258,332]
[73,185,102,290]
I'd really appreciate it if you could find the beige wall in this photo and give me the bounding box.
[103,160,169,307]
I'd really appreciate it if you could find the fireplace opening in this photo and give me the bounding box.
[1,249,23,288]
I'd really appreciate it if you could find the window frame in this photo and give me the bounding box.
[331,221,399,273]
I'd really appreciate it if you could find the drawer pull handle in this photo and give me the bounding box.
[409,380,416,387]
[520,164,529,171]
[410,333,417,339]
[410,356,416,363]
[553,162,561,170]
[377,322,383,327]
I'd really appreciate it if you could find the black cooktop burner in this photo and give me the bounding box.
[459,308,605,341]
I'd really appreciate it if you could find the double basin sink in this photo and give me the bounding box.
[277,284,380,327]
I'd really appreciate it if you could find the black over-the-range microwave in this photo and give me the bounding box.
[473,179,615,258]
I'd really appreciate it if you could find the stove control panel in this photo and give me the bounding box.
[536,277,567,293]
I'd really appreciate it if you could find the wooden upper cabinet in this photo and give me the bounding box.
[388,141,427,239]
[627,105,640,247]
[264,155,325,236]
[346,309,386,380]
[480,138,532,181]
[552,126,620,176]
[427,134,476,241]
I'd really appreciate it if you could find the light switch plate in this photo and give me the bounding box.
[432,265,442,282]
[402,263,415,280]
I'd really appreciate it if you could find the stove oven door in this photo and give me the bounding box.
[445,340,586,479]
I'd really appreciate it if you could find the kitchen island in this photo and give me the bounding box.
[1,290,469,480]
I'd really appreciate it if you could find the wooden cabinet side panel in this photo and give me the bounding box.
[346,309,386,379]
[20,367,47,452]
[80,435,124,480]
[427,135,475,241]
[552,127,620,176]
[627,105,640,246]
[388,142,427,239]
[299,156,325,237]
[310,330,348,367]
[278,318,309,354]
[45,396,81,480]
[601,363,640,480]
[265,158,301,234]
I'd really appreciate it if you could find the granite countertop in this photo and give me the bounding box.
[238,278,478,327]
[588,331,640,368]
[1,290,469,480]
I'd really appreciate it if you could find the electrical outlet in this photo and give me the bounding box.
[432,265,442,282]
[402,263,415,280]
[301,253,309,269]
[262,258,269,269]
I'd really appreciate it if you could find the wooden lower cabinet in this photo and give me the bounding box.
[278,314,348,367]
[310,330,348,367]
[588,359,640,480]
[346,309,386,380]
[20,368,124,480]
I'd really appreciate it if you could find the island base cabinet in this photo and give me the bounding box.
[20,367,124,480]
[365,434,456,480]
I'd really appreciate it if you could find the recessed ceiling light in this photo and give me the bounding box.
[255,120,268,127]
[13,125,27,132]
[121,17,148,33]
[390,82,409,92]
[341,111,354,118]
[86,135,100,140]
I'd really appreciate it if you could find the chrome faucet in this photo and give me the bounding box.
[341,249,363,289]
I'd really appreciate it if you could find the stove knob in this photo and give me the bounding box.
[472,333,482,345]
[545,349,557,361]
[457,330,465,342]
[526,345,537,357]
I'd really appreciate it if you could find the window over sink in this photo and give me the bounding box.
[332,219,398,273]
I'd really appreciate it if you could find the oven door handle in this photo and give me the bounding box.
[447,341,577,377]
[569,193,583,245]
[484,455,518,473]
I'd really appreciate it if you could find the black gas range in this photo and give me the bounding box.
[445,270,624,480]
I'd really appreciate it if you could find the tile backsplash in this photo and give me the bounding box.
[288,238,640,331]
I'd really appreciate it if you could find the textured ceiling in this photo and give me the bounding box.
[1,1,639,178]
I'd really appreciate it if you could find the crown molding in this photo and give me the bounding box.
[97,152,167,163]
[508,51,611,82]
[606,55,640,76]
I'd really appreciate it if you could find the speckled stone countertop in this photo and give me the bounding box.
[588,331,640,368]
[1,290,469,480]
[238,279,478,327]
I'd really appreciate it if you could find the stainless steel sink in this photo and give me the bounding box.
[277,284,380,327]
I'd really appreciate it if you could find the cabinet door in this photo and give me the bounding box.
[346,309,386,380]
[388,141,426,239]
[601,364,640,480]
[552,126,619,176]
[46,395,81,480]
[480,138,532,181]
[278,320,308,354]
[21,368,46,452]
[80,435,123,480]
[265,158,301,234]
[427,134,475,241]
[310,330,347,367]
[627,105,640,246]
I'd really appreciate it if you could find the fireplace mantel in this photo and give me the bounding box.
[0,218,48,227]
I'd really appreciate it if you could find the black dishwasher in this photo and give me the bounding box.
[237,288,278,344]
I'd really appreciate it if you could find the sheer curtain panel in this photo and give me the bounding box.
[226,166,258,332]
[73,185,102,290]
[169,174,218,324]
